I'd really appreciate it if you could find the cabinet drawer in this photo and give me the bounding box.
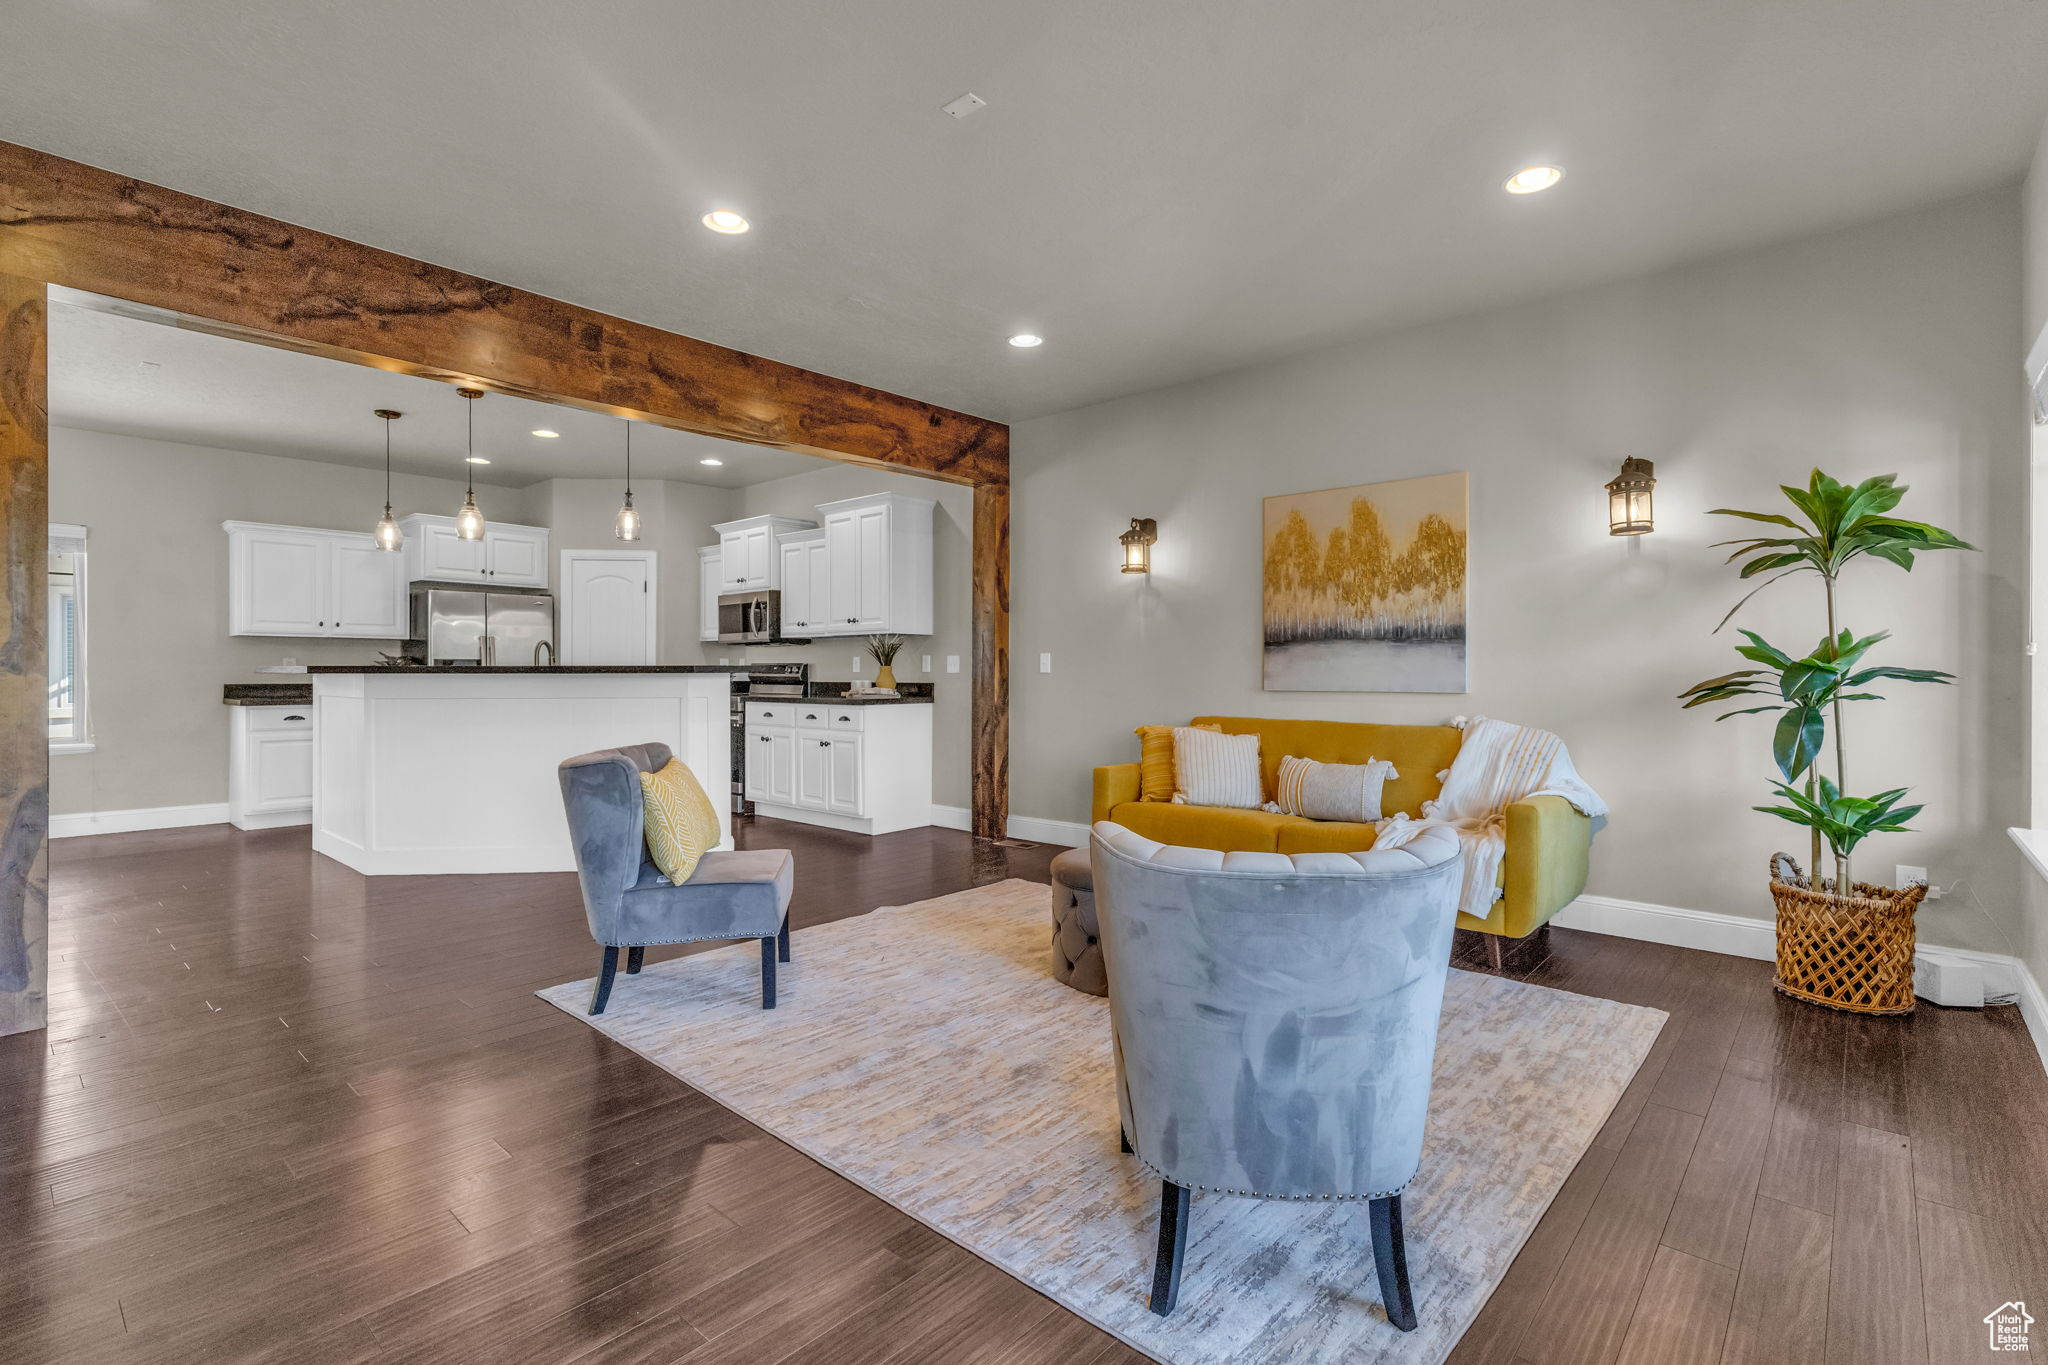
[827,706,864,732]
[745,703,795,727]
[246,707,313,733]
[793,704,832,729]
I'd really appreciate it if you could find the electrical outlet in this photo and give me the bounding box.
[946,655,961,674]
[921,654,932,673]
[1039,652,1053,673]
[1896,865,1928,889]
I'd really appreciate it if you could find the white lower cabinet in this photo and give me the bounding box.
[229,705,314,830]
[744,699,930,834]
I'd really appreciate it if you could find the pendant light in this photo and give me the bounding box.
[372,408,404,551]
[454,387,487,540]
[614,420,641,542]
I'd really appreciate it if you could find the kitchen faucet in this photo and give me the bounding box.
[535,640,554,667]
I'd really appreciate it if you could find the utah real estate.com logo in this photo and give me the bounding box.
[1985,1302,2034,1353]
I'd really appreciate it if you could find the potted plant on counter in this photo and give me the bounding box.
[864,634,907,691]
[1678,469,1973,1013]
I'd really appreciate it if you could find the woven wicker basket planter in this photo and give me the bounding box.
[1767,853,1925,1014]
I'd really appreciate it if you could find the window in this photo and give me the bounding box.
[49,524,90,754]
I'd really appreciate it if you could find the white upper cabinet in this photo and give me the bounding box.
[712,515,816,592]
[225,521,407,639]
[398,514,549,588]
[698,545,722,642]
[775,529,828,633]
[810,492,934,637]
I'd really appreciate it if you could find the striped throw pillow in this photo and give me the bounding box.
[640,759,721,886]
[1171,727,1263,809]
[1270,754,1397,823]
[1133,722,1221,802]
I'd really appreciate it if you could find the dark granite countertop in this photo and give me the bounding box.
[223,683,314,707]
[745,683,934,708]
[289,664,749,675]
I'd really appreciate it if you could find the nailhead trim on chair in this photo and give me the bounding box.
[1123,1149,1413,1202]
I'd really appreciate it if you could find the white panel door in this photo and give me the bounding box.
[486,525,549,586]
[744,729,775,802]
[719,530,752,590]
[825,734,864,815]
[419,520,488,581]
[804,539,832,637]
[778,539,811,630]
[327,538,407,637]
[796,732,832,810]
[562,553,654,664]
[249,731,315,812]
[238,528,326,635]
[698,547,721,641]
[825,505,889,632]
[766,730,798,804]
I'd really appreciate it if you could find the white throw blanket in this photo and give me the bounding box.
[1372,716,1607,919]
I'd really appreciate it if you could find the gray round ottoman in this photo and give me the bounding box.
[1050,847,1107,996]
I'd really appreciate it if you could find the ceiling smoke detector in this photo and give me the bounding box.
[942,92,987,120]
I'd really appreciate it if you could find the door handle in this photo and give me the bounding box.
[283,715,306,722]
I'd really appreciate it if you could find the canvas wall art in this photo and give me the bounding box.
[1262,471,1469,692]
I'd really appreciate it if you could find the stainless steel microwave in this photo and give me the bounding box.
[718,589,806,644]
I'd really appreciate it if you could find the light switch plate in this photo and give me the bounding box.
[851,656,863,673]
[282,656,297,666]
[946,655,961,673]
[1039,652,1053,673]
[921,655,932,673]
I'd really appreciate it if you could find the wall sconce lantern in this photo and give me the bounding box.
[1119,517,1158,573]
[1605,458,1656,536]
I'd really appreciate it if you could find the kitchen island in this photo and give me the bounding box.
[304,666,734,876]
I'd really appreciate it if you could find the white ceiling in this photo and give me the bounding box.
[47,297,836,488]
[9,0,2048,421]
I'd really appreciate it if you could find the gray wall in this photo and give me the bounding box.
[48,427,531,816]
[1011,188,2027,957]
[734,464,973,810]
[528,476,737,665]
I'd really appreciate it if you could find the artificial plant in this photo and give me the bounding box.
[1677,470,1973,893]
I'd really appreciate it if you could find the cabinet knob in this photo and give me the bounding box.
[839,715,851,721]
[818,740,830,747]
[846,617,857,624]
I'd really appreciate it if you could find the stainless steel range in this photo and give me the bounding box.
[729,662,807,815]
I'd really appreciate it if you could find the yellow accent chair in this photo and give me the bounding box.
[1091,716,1592,954]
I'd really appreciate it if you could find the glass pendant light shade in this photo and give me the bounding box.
[455,492,486,541]
[613,419,641,541]
[372,408,404,550]
[455,388,486,538]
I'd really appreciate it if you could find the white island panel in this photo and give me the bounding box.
[313,672,730,876]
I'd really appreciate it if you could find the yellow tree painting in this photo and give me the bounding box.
[1262,472,1469,692]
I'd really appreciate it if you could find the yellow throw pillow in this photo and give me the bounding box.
[1134,722,1220,802]
[640,759,721,886]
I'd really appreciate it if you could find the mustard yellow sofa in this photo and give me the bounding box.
[1091,715,1592,941]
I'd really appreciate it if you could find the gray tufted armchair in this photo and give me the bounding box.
[558,742,794,1015]
[1091,819,1464,1330]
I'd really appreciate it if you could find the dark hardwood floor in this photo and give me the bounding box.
[4,819,2043,1364]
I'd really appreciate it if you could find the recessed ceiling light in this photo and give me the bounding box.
[702,210,750,235]
[700,457,725,467]
[1503,165,1564,195]
[531,429,559,439]
[465,456,492,465]
[1008,333,1043,348]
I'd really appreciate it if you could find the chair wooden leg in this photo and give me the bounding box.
[626,946,644,975]
[1486,934,1504,972]
[760,936,777,1009]
[1149,1180,1191,1316]
[777,917,791,963]
[1369,1193,1417,1332]
[589,946,619,1016]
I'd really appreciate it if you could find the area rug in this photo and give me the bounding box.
[538,878,1665,1365]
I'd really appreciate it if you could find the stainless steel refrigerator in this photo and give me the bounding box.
[406,585,556,666]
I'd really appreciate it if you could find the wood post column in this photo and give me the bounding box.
[0,272,48,1038]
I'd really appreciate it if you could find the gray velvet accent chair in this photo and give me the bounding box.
[558,742,794,1016]
[1090,819,1465,1331]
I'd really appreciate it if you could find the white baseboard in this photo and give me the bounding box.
[927,805,1087,846]
[1006,814,1089,847]
[1554,891,2047,1075]
[51,802,230,839]
[230,807,311,832]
